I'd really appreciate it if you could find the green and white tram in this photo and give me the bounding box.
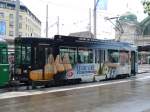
[0,39,9,86]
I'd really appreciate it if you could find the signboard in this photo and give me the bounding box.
[0,21,6,37]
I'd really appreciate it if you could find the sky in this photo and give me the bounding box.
[20,0,147,39]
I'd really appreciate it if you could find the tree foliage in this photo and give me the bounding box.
[143,0,150,15]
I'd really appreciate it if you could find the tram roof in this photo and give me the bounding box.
[14,36,137,51]
[54,35,137,51]
[15,37,54,44]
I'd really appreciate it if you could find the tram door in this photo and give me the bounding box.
[131,51,136,75]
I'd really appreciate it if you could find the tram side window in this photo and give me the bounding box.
[69,48,77,64]
[0,47,8,64]
[60,47,77,65]
[22,46,26,64]
[120,51,129,65]
[108,50,119,63]
[78,48,93,63]
[45,47,52,64]
[21,45,31,64]
[26,46,31,64]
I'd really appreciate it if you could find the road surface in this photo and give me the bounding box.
[0,65,150,112]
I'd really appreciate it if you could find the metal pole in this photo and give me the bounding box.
[89,8,91,33]
[15,0,20,37]
[94,0,97,38]
[89,8,92,38]
[46,4,48,37]
[57,16,59,35]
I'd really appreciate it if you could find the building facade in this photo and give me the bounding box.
[0,0,41,41]
[115,12,142,44]
[115,12,150,64]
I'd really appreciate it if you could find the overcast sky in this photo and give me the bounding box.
[20,0,147,39]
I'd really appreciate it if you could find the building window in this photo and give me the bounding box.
[7,5,15,10]
[26,24,28,30]
[19,32,22,37]
[19,15,22,21]
[19,23,22,29]
[0,13,4,19]
[9,21,14,28]
[0,3,6,8]
[9,14,14,20]
[9,31,14,36]
[0,21,6,35]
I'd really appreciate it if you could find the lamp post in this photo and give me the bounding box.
[94,0,97,38]
[46,4,48,37]
[57,16,59,35]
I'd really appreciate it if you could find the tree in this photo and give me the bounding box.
[143,0,150,16]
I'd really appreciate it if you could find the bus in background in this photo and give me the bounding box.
[0,39,9,87]
[14,35,138,88]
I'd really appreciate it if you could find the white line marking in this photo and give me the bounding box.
[0,76,150,100]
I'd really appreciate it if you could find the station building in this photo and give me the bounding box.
[115,12,150,64]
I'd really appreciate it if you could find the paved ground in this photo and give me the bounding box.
[138,64,150,73]
[0,65,150,112]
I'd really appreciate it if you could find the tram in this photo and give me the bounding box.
[0,39,9,86]
[14,35,138,87]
